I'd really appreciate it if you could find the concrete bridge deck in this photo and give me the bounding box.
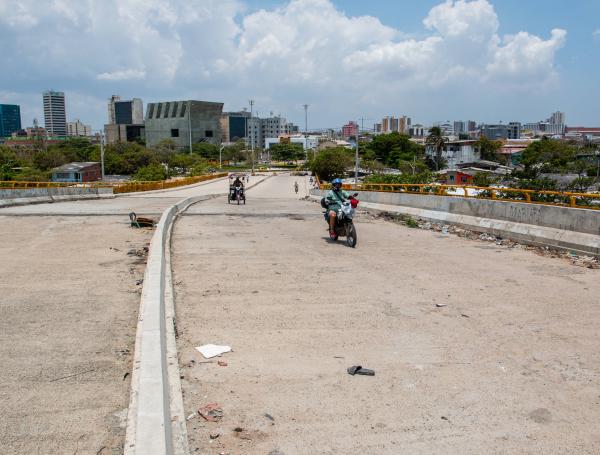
[1,173,599,454]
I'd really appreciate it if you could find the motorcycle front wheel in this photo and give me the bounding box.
[346,223,357,248]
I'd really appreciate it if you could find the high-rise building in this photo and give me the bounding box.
[342,121,358,138]
[247,115,298,148]
[0,104,22,137]
[220,111,251,143]
[43,90,67,137]
[453,121,467,135]
[67,120,92,137]
[144,100,224,148]
[548,111,565,125]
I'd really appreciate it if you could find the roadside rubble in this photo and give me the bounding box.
[198,403,223,422]
[195,344,232,359]
[361,209,600,269]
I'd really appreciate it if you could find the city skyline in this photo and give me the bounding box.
[1,0,599,130]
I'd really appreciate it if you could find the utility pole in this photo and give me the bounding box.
[303,104,309,160]
[355,121,359,190]
[100,130,105,180]
[188,101,193,154]
[249,100,255,173]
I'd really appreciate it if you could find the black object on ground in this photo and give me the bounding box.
[129,212,155,228]
[347,365,375,376]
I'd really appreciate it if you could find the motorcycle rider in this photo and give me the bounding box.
[325,178,350,239]
[232,176,244,198]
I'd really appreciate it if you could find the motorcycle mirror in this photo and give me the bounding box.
[353,193,359,197]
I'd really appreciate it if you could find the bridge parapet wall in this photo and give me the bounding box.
[311,189,600,255]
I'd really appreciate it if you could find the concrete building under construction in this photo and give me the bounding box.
[144,100,224,149]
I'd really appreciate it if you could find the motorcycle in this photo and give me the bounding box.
[321,194,359,247]
[228,185,245,204]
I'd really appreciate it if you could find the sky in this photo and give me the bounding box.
[1,0,599,131]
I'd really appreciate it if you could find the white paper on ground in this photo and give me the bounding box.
[195,344,232,359]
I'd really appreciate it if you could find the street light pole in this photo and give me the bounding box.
[100,130,105,180]
[303,104,309,161]
[354,121,359,190]
[188,101,193,155]
[219,144,225,169]
[249,100,255,173]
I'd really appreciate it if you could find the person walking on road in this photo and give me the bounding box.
[294,181,299,194]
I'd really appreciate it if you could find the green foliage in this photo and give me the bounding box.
[132,163,167,181]
[566,177,596,193]
[94,142,156,175]
[193,142,220,160]
[189,158,211,176]
[50,137,98,161]
[12,168,49,181]
[33,148,74,170]
[364,132,424,167]
[520,138,576,173]
[270,143,304,162]
[0,147,20,179]
[474,137,502,162]
[309,147,353,181]
[426,126,447,171]
[363,171,435,185]
[472,172,500,187]
[397,159,429,176]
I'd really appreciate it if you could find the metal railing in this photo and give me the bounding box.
[319,182,600,210]
[0,173,228,194]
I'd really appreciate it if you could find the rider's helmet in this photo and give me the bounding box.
[332,178,342,189]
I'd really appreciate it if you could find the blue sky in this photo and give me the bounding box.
[1,0,598,130]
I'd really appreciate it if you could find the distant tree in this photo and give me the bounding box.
[309,147,353,181]
[132,163,167,181]
[472,172,500,187]
[474,137,502,162]
[12,168,49,181]
[193,142,220,160]
[189,158,211,176]
[365,132,424,167]
[566,177,595,193]
[397,159,429,176]
[520,138,576,173]
[50,137,98,161]
[92,141,155,175]
[426,126,447,171]
[33,149,71,170]
[270,143,304,162]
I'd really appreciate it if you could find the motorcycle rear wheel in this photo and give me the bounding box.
[346,223,357,248]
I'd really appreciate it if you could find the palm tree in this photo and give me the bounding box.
[426,126,447,171]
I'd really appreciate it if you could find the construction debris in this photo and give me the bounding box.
[198,403,223,422]
[347,365,375,376]
[195,344,232,359]
[362,210,599,269]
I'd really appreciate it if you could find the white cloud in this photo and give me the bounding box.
[593,29,600,40]
[97,69,147,81]
[0,0,568,128]
[486,29,566,81]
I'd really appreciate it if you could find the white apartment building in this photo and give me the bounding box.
[248,116,298,148]
[67,119,92,136]
[425,140,481,169]
[265,135,319,150]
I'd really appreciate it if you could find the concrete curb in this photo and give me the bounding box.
[309,193,600,257]
[124,173,275,455]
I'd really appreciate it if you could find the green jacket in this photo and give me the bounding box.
[326,188,350,211]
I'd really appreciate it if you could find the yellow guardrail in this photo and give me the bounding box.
[318,182,600,210]
[0,173,228,194]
